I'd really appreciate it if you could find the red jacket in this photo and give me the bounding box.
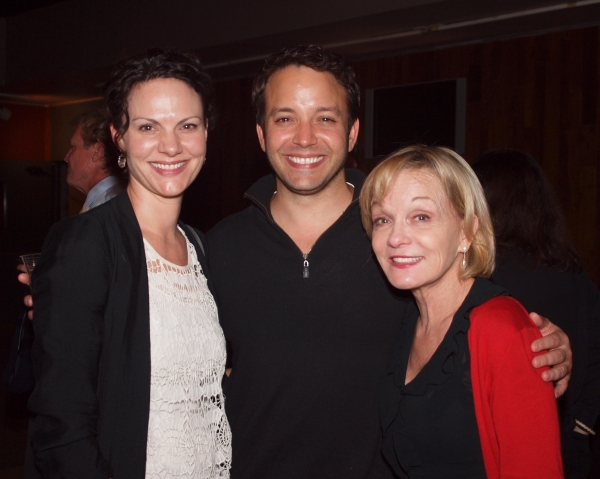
[469,296,564,479]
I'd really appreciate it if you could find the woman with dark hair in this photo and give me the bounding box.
[474,149,600,479]
[26,49,231,478]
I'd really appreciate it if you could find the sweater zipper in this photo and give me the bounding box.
[245,190,356,280]
[303,253,310,279]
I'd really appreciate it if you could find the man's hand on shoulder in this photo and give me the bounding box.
[529,312,572,397]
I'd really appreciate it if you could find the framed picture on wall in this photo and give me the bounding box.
[365,78,467,158]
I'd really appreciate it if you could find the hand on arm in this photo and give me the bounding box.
[17,264,34,320]
[529,312,572,397]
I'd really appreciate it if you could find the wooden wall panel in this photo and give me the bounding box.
[190,26,600,285]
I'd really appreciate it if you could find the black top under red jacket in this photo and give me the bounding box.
[207,169,410,479]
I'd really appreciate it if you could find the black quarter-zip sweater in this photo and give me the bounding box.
[207,169,411,479]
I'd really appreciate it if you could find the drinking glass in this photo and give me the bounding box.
[20,253,41,285]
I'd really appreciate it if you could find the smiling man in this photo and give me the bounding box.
[207,45,572,479]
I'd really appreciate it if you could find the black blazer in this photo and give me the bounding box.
[26,192,213,478]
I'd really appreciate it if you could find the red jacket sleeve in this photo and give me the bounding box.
[469,296,563,479]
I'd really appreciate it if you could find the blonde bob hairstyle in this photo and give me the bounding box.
[360,145,495,279]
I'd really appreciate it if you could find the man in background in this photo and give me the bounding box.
[18,109,125,310]
[64,109,124,212]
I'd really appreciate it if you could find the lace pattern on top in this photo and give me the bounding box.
[144,229,231,478]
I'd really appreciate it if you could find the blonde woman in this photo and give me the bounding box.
[360,145,563,479]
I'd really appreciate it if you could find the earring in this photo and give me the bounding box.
[118,154,127,169]
[462,247,467,267]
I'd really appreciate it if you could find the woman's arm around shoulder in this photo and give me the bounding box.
[29,214,113,478]
[469,296,563,479]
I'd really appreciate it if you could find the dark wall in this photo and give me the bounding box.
[186,26,600,286]
[180,77,271,232]
[0,104,49,161]
[0,160,66,326]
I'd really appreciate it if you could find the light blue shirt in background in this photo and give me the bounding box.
[81,176,124,213]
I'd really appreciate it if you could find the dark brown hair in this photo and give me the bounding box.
[251,45,360,131]
[104,48,214,150]
[72,109,123,179]
[473,149,580,271]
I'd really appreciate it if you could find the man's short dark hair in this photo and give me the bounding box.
[72,109,123,179]
[252,45,360,131]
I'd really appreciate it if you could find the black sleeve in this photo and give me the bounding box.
[28,215,112,478]
[574,272,600,432]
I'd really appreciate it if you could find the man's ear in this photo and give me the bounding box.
[256,123,266,152]
[90,142,105,162]
[348,118,359,152]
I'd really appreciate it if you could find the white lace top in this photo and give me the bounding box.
[144,230,231,478]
